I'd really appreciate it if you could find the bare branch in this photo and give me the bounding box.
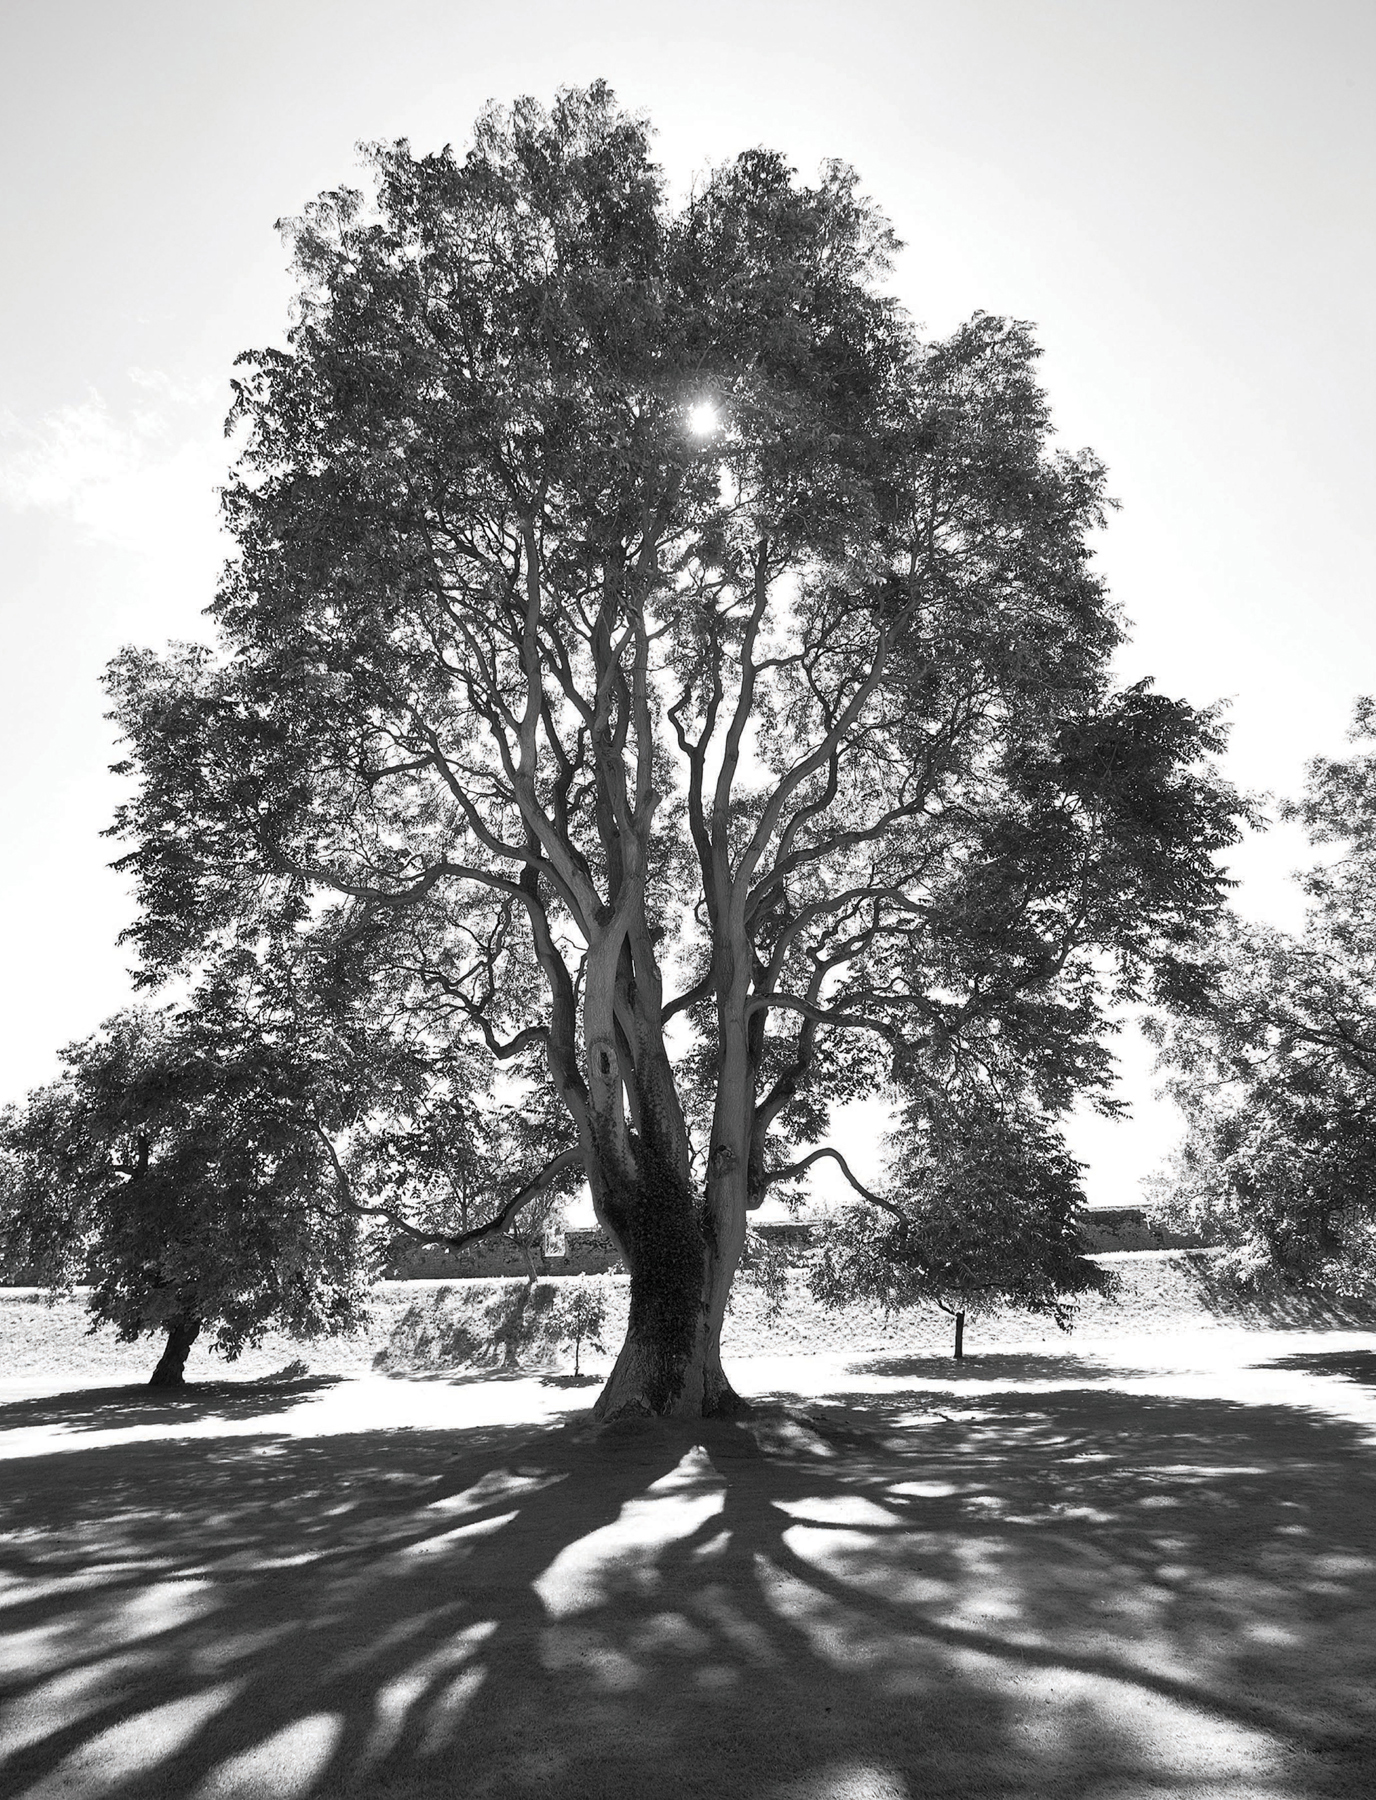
[317,1128,585,1253]
[760,1146,905,1220]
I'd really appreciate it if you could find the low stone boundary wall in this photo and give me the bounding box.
[1076,1208,1209,1252]
[381,1211,1211,1282]
[384,1225,626,1281]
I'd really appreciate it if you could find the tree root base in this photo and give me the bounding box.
[592,1370,753,1425]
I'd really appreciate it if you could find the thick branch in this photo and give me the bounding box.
[737,596,920,893]
[760,1146,906,1221]
[711,543,772,838]
[662,967,716,1025]
[744,991,897,1044]
[318,1131,585,1253]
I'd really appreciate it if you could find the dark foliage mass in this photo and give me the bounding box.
[0,1007,367,1381]
[811,1103,1114,1349]
[1148,701,1376,1289]
[57,83,1240,1412]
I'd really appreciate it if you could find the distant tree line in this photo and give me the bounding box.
[1146,702,1376,1294]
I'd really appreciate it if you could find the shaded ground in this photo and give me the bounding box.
[3,1332,1376,1799]
[0,1376,343,1438]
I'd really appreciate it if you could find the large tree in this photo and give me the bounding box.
[1147,701,1376,1285]
[0,907,575,1382]
[107,84,1242,1418]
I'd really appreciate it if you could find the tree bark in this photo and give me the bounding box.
[592,1139,749,1421]
[592,1241,747,1419]
[594,939,753,1422]
[148,1316,200,1387]
[953,1310,965,1361]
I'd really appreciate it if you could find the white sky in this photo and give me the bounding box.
[1,0,1372,1211]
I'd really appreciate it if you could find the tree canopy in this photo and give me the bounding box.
[0,893,580,1382]
[105,83,1244,1417]
[0,1005,368,1384]
[1147,700,1376,1287]
[810,1094,1112,1358]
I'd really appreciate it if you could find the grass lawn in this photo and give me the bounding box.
[3,1328,1376,1799]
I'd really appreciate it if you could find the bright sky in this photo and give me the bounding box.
[2,0,1372,1210]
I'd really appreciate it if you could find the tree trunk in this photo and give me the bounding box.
[594,969,755,1423]
[953,1310,965,1361]
[148,1316,200,1387]
[592,1152,749,1422]
[593,1244,747,1420]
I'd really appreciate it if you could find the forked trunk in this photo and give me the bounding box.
[580,903,751,1420]
[148,1316,200,1387]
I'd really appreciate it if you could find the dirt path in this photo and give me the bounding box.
[3,1329,1376,1799]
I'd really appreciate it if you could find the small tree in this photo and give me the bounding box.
[1148,700,1376,1288]
[0,1008,370,1385]
[548,1280,609,1376]
[810,1103,1110,1357]
[730,1225,792,1325]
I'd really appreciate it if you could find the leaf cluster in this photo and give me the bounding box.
[809,1097,1110,1326]
[1147,701,1376,1285]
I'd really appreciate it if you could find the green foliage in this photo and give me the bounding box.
[547,1279,610,1375]
[1148,702,1376,1289]
[810,1101,1111,1334]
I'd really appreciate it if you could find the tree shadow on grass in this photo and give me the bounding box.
[0,1375,345,1435]
[1259,1348,1376,1387]
[379,1367,557,1389]
[1180,1259,1376,1330]
[848,1351,1153,1384]
[2,1376,1375,1799]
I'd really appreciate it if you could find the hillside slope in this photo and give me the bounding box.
[6,1251,1376,1382]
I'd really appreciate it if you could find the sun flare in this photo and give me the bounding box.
[685,400,720,438]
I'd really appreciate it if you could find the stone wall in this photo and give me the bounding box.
[385,1225,626,1281]
[385,1219,824,1281]
[5,1208,1209,1292]
[380,1210,1209,1281]
[1077,1207,1209,1253]
[383,1236,544,1281]
[552,1227,626,1273]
